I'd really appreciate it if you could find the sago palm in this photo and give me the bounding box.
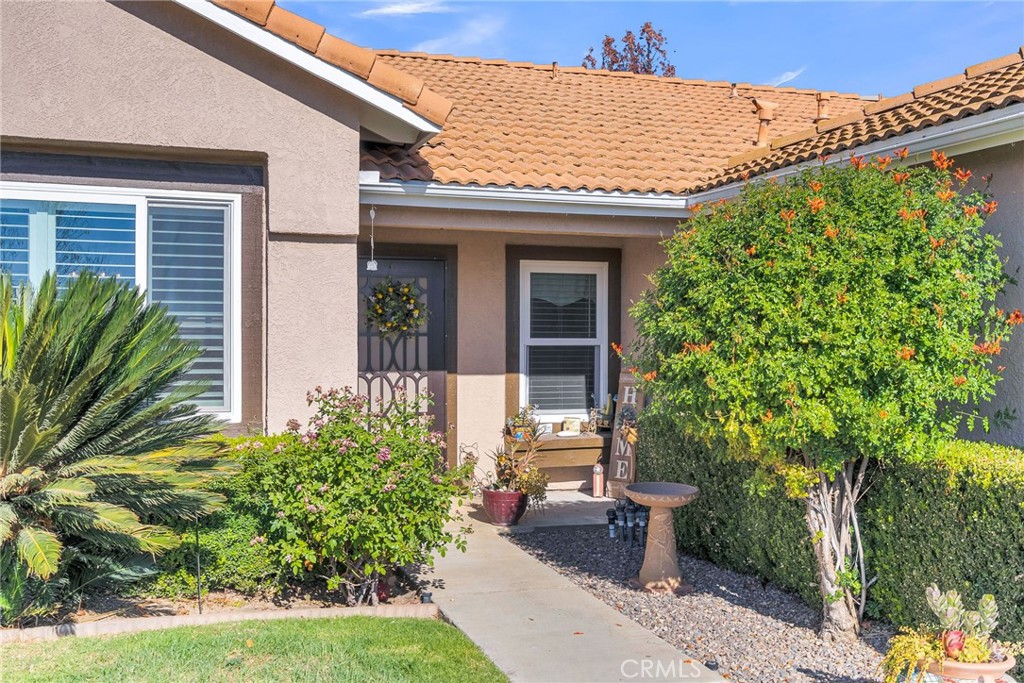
[0,272,223,583]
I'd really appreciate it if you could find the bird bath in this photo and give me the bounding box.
[624,482,699,595]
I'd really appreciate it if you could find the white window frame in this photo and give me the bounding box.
[519,259,608,421]
[0,181,243,423]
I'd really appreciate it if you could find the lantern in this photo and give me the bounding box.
[592,463,605,497]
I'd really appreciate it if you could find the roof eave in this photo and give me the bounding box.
[694,102,1024,202]
[172,0,441,145]
[359,175,690,221]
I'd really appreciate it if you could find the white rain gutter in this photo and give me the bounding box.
[358,175,690,219]
[171,0,441,144]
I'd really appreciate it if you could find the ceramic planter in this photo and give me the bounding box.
[481,488,528,526]
[920,654,1016,683]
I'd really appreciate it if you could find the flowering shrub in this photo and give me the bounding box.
[631,150,1017,640]
[239,387,471,603]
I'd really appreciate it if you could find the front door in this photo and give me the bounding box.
[357,256,450,440]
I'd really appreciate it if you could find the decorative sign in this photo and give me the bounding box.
[606,371,644,499]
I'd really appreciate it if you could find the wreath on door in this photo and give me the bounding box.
[366,276,428,336]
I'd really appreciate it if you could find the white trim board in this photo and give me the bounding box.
[171,0,440,145]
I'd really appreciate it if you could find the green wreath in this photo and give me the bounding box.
[366,276,428,335]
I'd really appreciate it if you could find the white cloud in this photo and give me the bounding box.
[412,15,505,54]
[767,66,807,87]
[358,1,455,18]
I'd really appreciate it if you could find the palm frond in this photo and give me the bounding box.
[15,526,61,578]
[0,503,17,542]
[0,273,224,582]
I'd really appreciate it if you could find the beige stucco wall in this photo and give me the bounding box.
[362,209,672,472]
[958,143,1024,447]
[0,0,363,429]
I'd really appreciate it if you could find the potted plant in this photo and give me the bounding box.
[476,406,549,526]
[880,584,1017,683]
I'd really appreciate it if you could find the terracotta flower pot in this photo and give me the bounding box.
[481,488,528,526]
[923,654,1016,683]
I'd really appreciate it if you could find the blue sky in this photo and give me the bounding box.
[278,1,1023,97]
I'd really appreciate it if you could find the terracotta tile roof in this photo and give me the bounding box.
[210,0,453,126]
[701,49,1024,191]
[360,52,871,194]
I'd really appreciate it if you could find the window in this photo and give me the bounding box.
[519,260,608,419]
[0,183,241,421]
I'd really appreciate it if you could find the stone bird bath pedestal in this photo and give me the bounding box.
[624,482,699,595]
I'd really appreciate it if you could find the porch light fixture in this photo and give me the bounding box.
[366,205,378,271]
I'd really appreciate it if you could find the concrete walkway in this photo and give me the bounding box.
[430,506,725,683]
[516,490,618,529]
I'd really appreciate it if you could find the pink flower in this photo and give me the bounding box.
[274,443,285,454]
[377,447,392,462]
[306,504,317,512]
[296,484,303,492]
[286,419,301,433]
[320,484,329,492]
[383,484,396,493]
[276,511,285,518]
[249,536,266,546]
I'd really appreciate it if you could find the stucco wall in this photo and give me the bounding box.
[958,143,1024,447]
[362,214,670,472]
[0,0,364,428]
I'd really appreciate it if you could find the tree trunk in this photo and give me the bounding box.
[802,458,869,642]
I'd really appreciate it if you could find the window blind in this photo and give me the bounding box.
[149,205,228,409]
[526,345,597,412]
[0,203,30,286]
[529,272,597,338]
[55,202,136,288]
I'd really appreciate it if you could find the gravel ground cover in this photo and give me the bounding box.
[509,526,892,683]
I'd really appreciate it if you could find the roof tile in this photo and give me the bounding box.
[817,108,865,133]
[913,73,966,98]
[316,34,375,79]
[214,0,455,127]
[408,88,454,127]
[965,52,1022,78]
[211,0,274,25]
[699,53,1024,191]
[368,60,424,105]
[771,127,818,149]
[864,91,914,115]
[358,53,869,193]
[726,146,771,168]
[264,5,324,52]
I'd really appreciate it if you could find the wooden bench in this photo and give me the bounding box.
[532,432,610,469]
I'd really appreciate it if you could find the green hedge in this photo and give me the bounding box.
[141,440,281,598]
[862,440,1024,640]
[637,408,1024,641]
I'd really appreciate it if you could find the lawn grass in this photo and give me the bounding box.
[4,616,507,682]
